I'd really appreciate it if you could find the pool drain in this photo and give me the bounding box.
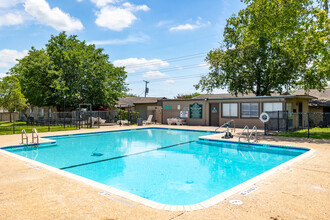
[186,180,194,184]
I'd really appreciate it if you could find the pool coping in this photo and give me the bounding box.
[0,127,314,212]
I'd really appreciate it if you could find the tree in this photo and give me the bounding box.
[175,92,201,99]
[0,76,28,122]
[195,0,330,96]
[10,32,128,110]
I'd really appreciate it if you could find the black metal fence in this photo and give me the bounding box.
[265,111,330,139]
[0,109,140,135]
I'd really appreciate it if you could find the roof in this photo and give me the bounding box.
[193,93,281,99]
[164,93,315,101]
[116,97,167,107]
[294,88,330,106]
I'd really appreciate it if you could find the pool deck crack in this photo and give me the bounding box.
[169,212,185,220]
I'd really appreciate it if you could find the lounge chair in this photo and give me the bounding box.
[143,115,154,124]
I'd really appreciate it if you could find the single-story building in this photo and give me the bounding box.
[116,97,166,121]
[161,93,315,128]
[294,88,330,127]
[294,88,330,113]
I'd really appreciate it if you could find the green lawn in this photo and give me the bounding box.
[271,127,330,140]
[0,121,79,135]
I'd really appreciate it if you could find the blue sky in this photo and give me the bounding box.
[0,0,245,98]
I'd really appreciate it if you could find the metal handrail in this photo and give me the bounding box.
[32,128,39,144]
[238,125,249,142]
[215,120,235,133]
[215,124,226,132]
[21,129,28,145]
[248,126,258,143]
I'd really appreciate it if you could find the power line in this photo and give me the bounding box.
[120,52,207,69]
[130,62,208,75]
[128,74,204,84]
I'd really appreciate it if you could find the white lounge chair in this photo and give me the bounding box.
[143,115,153,124]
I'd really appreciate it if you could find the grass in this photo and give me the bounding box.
[0,121,80,135]
[270,127,330,140]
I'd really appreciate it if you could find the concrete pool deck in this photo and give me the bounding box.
[0,125,329,219]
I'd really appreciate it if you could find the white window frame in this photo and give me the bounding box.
[241,103,259,118]
[222,103,238,117]
[263,102,283,112]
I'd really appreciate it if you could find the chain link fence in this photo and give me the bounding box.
[265,111,330,139]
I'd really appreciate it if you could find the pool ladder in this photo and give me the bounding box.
[21,129,28,145]
[20,128,39,145]
[32,128,39,144]
[238,125,258,143]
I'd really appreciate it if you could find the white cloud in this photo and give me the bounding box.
[156,20,173,27]
[164,79,175,85]
[24,0,83,32]
[90,0,120,7]
[143,71,167,78]
[76,0,83,2]
[88,33,149,45]
[199,62,210,69]
[0,73,7,78]
[95,2,149,31]
[170,17,210,31]
[114,58,169,73]
[0,12,24,27]
[0,0,24,8]
[0,49,28,68]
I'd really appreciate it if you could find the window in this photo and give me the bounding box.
[38,108,44,117]
[222,103,238,117]
[241,103,259,118]
[48,108,52,118]
[177,105,181,110]
[263,102,283,112]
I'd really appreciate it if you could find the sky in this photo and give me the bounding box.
[0,0,245,98]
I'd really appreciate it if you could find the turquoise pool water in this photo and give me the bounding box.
[4,128,308,205]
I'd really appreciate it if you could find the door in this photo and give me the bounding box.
[298,102,303,127]
[209,103,219,126]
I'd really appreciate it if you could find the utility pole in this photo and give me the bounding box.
[143,80,149,97]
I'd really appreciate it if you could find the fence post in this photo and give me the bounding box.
[13,120,15,134]
[286,110,289,131]
[307,112,310,138]
[98,111,100,128]
[48,117,50,132]
[78,109,80,130]
[277,111,280,133]
[64,112,66,129]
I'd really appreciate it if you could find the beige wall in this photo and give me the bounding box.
[162,100,208,126]
[162,97,311,128]
[135,104,157,120]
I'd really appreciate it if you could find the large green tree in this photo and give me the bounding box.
[0,75,28,121]
[195,0,330,96]
[10,32,127,110]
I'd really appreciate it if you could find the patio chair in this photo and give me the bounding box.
[143,115,154,124]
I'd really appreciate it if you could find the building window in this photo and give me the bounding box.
[48,108,52,118]
[222,103,238,117]
[38,108,44,117]
[241,103,259,118]
[263,102,283,112]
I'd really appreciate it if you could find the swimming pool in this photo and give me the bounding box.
[3,128,309,207]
